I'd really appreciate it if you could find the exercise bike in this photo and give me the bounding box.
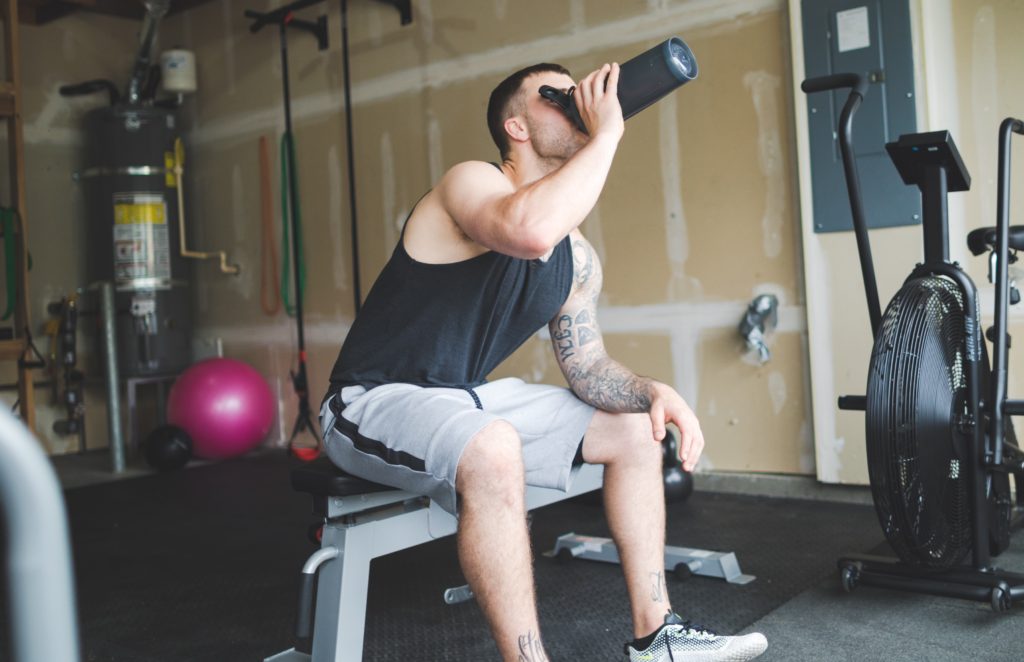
[802,73,1024,611]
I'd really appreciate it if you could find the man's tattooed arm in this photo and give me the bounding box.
[550,233,655,412]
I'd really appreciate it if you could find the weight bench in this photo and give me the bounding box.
[265,456,606,662]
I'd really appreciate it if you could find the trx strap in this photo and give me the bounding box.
[279,132,307,318]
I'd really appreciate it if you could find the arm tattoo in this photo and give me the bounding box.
[518,631,548,662]
[572,239,594,287]
[552,315,574,361]
[550,236,654,413]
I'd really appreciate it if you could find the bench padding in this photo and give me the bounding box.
[291,457,400,497]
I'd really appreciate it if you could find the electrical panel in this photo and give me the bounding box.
[802,0,919,233]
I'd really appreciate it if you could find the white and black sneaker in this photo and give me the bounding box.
[625,611,767,662]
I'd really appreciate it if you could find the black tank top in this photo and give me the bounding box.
[326,214,574,395]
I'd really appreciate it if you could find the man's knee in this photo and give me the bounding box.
[589,412,662,467]
[456,420,525,500]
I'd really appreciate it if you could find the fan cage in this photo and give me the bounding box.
[865,276,973,568]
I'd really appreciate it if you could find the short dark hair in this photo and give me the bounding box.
[487,63,572,160]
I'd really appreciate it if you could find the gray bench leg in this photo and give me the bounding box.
[312,524,373,661]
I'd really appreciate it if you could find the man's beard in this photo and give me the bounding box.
[526,115,585,164]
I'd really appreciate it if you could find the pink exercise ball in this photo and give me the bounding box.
[167,358,275,460]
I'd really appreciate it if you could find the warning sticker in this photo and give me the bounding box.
[112,192,171,286]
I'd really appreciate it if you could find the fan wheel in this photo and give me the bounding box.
[866,276,973,569]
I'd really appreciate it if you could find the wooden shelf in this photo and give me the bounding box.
[3,0,37,432]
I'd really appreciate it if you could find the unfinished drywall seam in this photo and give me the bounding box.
[670,326,700,409]
[582,206,608,279]
[426,109,445,184]
[230,163,254,300]
[380,130,399,257]
[327,144,350,293]
[743,70,785,259]
[24,87,83,146]
[221,0,237,95]
[569,0,585,32]
[207,299,806,347]
[658,94,694,300]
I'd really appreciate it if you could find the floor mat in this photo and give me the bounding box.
[1,453,885,661]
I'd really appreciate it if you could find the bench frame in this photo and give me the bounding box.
[266,463,605,661]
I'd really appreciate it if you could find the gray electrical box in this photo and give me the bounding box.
[802,0,919,233]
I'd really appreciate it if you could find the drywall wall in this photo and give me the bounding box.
[159,0,811,473]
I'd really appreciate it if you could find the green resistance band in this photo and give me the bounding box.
[279,132,307,318]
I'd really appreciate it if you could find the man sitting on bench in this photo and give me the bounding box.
[321,61,768,662]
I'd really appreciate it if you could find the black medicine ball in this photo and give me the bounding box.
[144,424,193,471]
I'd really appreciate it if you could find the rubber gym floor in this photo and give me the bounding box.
[4,450,1023,661]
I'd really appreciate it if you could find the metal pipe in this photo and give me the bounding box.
[100,282,126,473]
[0,405,80,661]
[173,139,241,274]
[125,0,171,105]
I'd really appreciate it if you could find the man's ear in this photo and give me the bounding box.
[504,115,529,145]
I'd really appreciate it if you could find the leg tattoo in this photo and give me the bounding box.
[650,570,668,602]
[517,630,548,662]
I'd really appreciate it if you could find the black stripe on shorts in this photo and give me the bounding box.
[329,394,427,473]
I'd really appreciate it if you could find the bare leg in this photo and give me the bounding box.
[456,420,548,662]
[582,410,670,638]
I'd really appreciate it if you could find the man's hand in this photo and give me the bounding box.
[574,63,624,141]
[648,382,705,472]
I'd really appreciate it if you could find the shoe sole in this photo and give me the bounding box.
[652,633,768,662]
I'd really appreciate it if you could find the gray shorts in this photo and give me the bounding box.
[319,377,597,515]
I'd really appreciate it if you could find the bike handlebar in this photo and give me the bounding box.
[800,73,869,98]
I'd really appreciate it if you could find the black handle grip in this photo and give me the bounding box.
[801,73,868,98]
[1013,118,1024,136]
[837,395,867,411]
[295,572,316,640]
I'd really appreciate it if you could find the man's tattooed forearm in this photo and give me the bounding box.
[518,630,548,662]
[565,358,653,413]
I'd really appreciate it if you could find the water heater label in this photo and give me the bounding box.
[112,192,172,286]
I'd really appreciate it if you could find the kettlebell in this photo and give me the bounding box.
[539,36,698,134]
[662,429,694,503]
[664,466,695,503]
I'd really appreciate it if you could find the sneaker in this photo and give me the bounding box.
[625,611,767,662]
